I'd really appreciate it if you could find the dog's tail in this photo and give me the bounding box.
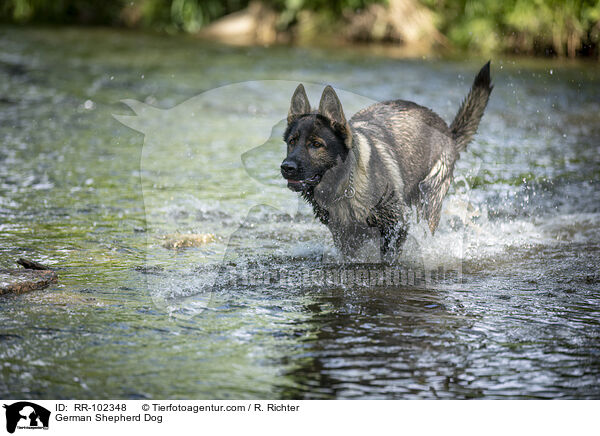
[450,61,493,153]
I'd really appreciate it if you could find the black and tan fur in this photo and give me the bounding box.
[280,62,493,261]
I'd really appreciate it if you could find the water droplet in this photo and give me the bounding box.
[83,99,95,110]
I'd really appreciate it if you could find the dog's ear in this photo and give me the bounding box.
[319,85,352,147]
[288,84,311,123]
[318,85,347,127]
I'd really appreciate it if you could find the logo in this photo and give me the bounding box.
[3,402,50,434]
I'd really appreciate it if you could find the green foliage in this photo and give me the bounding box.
[423,0,600,57]
[1,0,125,24]
[0,0,249,29]
[1,0,599,58]
[0,0,379,26]
[273,0,382,14]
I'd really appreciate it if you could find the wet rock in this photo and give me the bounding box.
[0,334,22,341]
[16,258,51,270]
[0,260,58,295]
[134,265,165,274]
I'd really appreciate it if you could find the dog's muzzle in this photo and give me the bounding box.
[285,174,322,192]
[281,160,321,191]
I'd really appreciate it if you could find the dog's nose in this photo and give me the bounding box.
[281,160,298,178]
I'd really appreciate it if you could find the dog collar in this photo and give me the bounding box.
[333,146,359,202]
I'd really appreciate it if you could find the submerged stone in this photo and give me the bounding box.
[161,233,215,249]
[0,269,58,295]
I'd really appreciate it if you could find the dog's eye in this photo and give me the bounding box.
[310,141,323,148]
[288,138,296,146]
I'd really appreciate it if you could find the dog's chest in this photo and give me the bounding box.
[321,195,372,231]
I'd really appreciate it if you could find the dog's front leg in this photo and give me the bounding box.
[379,225,408,264]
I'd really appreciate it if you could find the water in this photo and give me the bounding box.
[1,26,599,399]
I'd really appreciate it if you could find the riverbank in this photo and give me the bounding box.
[2,0,600,60]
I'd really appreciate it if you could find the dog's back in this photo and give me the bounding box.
[350,100,456,207]
[349,62,492,233]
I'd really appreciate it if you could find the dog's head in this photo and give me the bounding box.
[280,84,351,192]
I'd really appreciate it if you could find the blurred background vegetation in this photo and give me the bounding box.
[1,0,599,58]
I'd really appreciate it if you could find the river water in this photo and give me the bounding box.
[1,27,599,399]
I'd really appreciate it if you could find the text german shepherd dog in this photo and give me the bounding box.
[280,62,492,261]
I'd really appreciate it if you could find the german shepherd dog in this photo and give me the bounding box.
[280,62,492,262]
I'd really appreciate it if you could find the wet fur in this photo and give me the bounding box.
[281,62,493,261]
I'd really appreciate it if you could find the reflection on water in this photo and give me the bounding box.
[0,27,599,399]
